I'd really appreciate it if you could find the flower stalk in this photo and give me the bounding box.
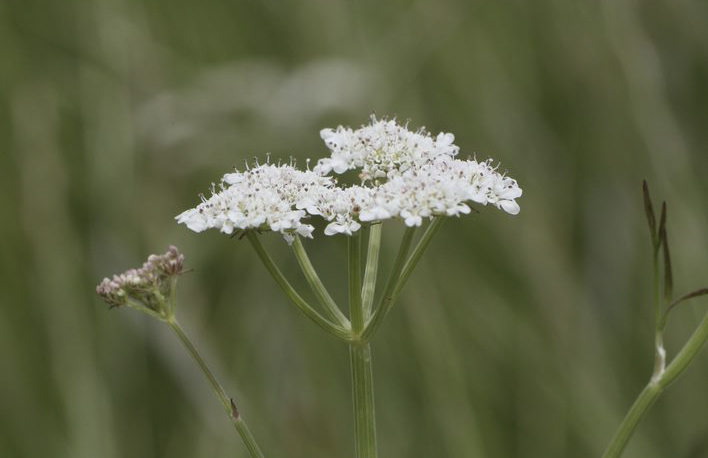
[349,342,377,458]
[395,216,446,299]
[348,232,378,458]
[97,247,266,458]
[247,232,352,341]
[167,318,266,458]
[292,235,350,328]
[362,226,416,340]
[362,223,382,318]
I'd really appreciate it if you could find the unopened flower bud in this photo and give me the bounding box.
[96,246,185,320]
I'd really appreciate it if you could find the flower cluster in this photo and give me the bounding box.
[176,163,333,242]
[96,246,184,318]
[176,117,522,242]
[315,118,459,180]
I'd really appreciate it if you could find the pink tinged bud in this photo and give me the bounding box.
[96,246,185,319]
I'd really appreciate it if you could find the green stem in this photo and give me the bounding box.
[291,236,350,328]
[349,342,377,458]
[660,307,708,387]
[348,232,377,458]
[651,252,665,379]
[601,308,708,458]
[167,318,266,458]
[600,382,662,458]
[348,233,364,331]
[362,223,382,319]
[361,226,416,341]
[396,217,446,297]
[247,232,351,341]
[362,218,446,341]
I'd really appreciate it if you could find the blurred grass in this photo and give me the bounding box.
[1,0,708,457]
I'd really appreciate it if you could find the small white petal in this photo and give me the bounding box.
[324,223,344,236]
[500,200,520,215]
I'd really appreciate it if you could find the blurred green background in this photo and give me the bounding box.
[2,0,708,457]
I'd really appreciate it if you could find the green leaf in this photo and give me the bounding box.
[666,288,708,316]
[642,180,659,250]
[658,202,673,301]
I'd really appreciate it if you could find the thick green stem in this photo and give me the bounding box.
[362,224,382,319]
[291,236,350,328]
[349,342,377,458]
[167,318,266,458]
[601,308,708,458]
[247,232,351,341]
[348,232,377,458]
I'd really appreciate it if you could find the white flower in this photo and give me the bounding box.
[302,185,370,236]
[177,117,522,240]
[176,163,332,243]
[314,116,460,181]
[348,157,522,227]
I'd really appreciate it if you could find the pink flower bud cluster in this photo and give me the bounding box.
[96,246,184,313]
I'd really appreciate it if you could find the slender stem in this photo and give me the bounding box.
[168,276,178,317]
[660,307,708,388]
[362,218,444,341]
[602,307,708,458]
[347,231,377,458]
[600,382,662,458]
[361,217,449,341]
[362,223,382,319]
[247,232,351,341]
[651,252,665,380]
[349,342,377,458]
[291,236,350,328]
[361,226,416,340]
[348,233,364,331]
[167,318,266,458]
[396,216,446,297]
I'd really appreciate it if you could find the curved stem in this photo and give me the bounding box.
[247,232,351,341]
[362,223,382,319]
[167,318,266,458]
[601,307,708,458]
[660,307,708,388]
[291,236,350,328]
[600,382,662,458]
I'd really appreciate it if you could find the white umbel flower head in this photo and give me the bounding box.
[312,117,522,225]
[176,117,522,240]
[315,116,460,181]
[176,163,334,243]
